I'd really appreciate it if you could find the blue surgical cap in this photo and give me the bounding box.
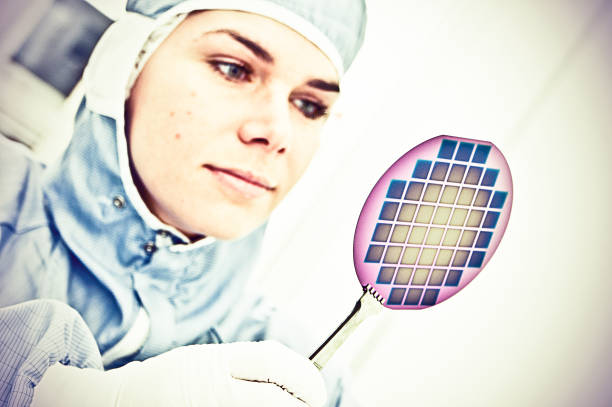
[126,0,367,74]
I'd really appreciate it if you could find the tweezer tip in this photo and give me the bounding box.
[363,284,384,304]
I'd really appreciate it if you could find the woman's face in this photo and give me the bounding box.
[127,10,339,240]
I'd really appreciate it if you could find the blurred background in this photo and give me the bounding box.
[1,0,611,406]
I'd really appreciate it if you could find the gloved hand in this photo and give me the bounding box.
[31,340,326,407]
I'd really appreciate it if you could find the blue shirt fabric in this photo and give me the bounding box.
[40,105,271,358]
[0,115,270,355]
[0,97,272,401]
[0,300,102,406]
[0,0,358,403]
[0,113,348,405]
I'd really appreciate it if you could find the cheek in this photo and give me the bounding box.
[156,92,207,147]
[132,112,195,182]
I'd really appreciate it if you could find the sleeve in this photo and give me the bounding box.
[0,299,103,407]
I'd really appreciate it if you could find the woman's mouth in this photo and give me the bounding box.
[203,164,276,199]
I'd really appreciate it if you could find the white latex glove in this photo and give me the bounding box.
[31,340,326,407]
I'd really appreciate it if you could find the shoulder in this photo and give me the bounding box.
[0,135,48,231]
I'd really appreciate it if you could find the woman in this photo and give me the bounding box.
[0,0,366,406]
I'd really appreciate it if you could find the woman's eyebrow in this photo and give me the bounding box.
[204,29,274,63]
[203,29,339,92]
[307,79,340,92]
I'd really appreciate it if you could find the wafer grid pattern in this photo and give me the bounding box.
[364,139,509,306]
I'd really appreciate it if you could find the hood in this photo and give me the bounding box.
[40,3,269,357]
[40,0,365,356]
[43,0,367,257]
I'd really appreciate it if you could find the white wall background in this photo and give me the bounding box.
[256,1,612,406]
[3,0,611,406]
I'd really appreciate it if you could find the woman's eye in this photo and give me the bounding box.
[210,61,251,81]
[293,98,328,120]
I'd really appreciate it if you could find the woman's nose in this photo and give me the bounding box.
[237,91,291,154]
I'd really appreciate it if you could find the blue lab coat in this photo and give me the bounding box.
[0,1,350,405]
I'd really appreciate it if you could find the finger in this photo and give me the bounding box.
[228,377,308,407]
[225,341,326,407]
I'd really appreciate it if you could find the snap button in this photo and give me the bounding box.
[143,241,157,254]
[112,195,126,209]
